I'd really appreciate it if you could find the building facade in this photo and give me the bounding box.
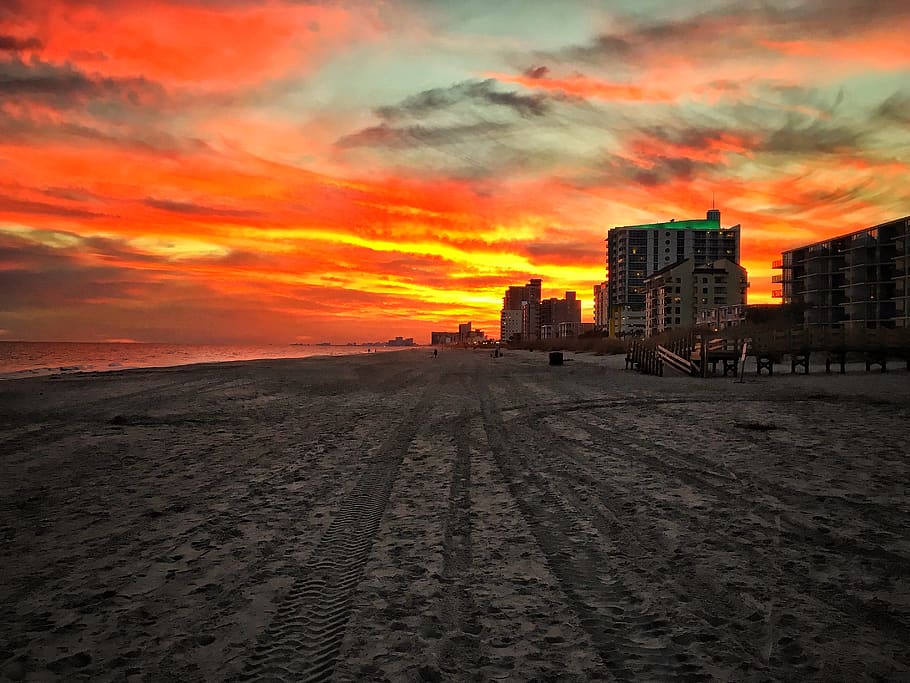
[500,278,541,342]
[593,280,609,330]
[644,258,748,337]
[773,216,910,329]
[540,291,581,331]
[605,209,741,336]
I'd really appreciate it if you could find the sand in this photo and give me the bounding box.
[1,348,908,681]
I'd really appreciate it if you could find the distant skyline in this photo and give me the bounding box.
[2,0,908,343]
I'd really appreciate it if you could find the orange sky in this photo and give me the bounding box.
[2,0,909,343]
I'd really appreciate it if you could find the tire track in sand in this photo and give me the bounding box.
[436,408,482,672]
[477,380,706,681]
[235,387,431,683]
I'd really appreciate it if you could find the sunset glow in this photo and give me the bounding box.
[2,1,909,343]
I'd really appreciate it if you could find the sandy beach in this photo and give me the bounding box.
[1,348,908,681]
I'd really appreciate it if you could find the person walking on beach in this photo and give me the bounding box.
[433,348,438,359]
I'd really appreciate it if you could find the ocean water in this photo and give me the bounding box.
[0,341,397,380]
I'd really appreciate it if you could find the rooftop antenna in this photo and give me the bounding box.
[712,191,716,209]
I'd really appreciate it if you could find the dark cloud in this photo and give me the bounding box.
[375,79,549,120]
[0,268,143,310]
[778,0,910,38]
[0,106,209,156]
[761,120,862,155]
[560,34,633,64]
[144,197,261,219]
[524,65,549,79]
[0,35,42,51]
[335,121,510,150]
[875,92,910,125]
[0,232,160,311]
[0,55,164,110]
[549,0,910,66]
[41,186,105,202]
[523,240,598,263]
[336,78,581,179]
[570,150,713,191]
[0,194,108,219]
[633,157,698,187]
[639,125,747,151]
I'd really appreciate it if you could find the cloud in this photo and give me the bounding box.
[0,55,161,106]
[0,35,42,51]
[375,79,549,121]
[0,194,108,219]
[40,186,105,202]
[760,121,863,155]
[335,121,511,150]
[143,197,261,219]
[490,69,671,103]
[875,92,910,125]
[543,0,910,71]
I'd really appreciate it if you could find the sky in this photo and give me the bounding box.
[1,0,909,344]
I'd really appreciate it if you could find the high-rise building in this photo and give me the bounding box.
[593,281,609,330]
[540,291,582,336]
[605,209,740,336]
[500,278,542,342]
[773,215,910,329]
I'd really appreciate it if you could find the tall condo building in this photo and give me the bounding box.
[500,278,542,342]
[605,209,741,336]
[593,281,609,330]
[539,291,582,338]
[773,215,910,329]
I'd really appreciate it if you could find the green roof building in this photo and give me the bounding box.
[604,209,741,336]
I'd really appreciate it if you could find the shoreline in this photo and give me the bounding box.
[2,350,908,680]
[0,344,418,381]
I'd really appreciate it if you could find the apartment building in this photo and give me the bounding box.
[541,291,581,330]
[605,208,740,336]
[500,278,541,342]
[773,215,910,329]
[644,258,748,337]
[593,281,609,330]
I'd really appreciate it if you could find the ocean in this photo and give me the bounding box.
[0,341,399,380]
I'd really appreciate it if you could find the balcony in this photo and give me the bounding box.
[772,289,783,298]
[772,259,783,268]
[771,274,784,283]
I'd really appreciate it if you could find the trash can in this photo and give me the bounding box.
[548,351,563,366]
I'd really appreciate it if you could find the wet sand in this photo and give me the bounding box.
[1,348,908,681]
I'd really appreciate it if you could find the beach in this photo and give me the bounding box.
[1,349,908,681]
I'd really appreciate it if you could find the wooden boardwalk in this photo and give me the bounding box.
[627,327,910,378]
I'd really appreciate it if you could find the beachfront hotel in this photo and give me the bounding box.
[593,280,609,330]
[500,278,541,342]
[773,215,910,329]
[500,280,583,342]
[604,209,741,336]
[643,258,749,337]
